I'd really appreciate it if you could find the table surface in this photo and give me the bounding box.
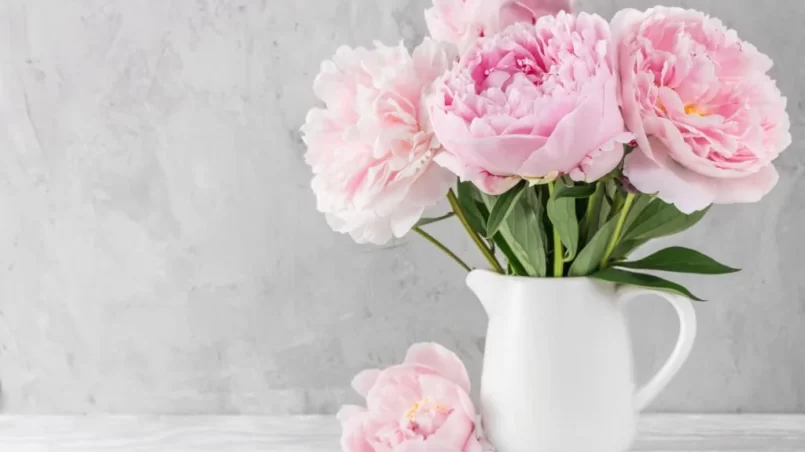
[0,415,803,451]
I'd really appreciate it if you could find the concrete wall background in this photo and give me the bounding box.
[0,0,802,414]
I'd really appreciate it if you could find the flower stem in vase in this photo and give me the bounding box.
[600,193,636,268]
[447,189,504,274]
[413,226,472,272]
[548,182,564,278]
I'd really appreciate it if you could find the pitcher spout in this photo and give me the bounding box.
[466,269,505,317]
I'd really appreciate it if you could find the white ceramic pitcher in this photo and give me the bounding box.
[467,270,697,452]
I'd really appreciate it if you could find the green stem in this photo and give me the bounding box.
[582,182,602,243]
[486,239,496,255]
[600,193,636,268]
[447,189,505,274]
[548,183,563,278]
[413,226,472,272]
[609,190,625,220]
[415,212,455,227]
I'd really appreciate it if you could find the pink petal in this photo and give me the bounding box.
[455,383,478,418]
[338,410,375,452]
[405,158,456,206]
[352,369,382,398]
[497,0,574,31]
[424,409,475,449]
[469,135,549,176]
[520,82,609,176]
[413,374,477,420]
[463,436,486,452]
[341,432,374,452]
[433,152,519,195]
[623,144,716,214]
[479,437,497,452]
[712,165,779,205]
[396,438,427,452]
[610,8,654,158]
[569,132,632,182]
[413,39,457,83]
[626,138,780,212]
[471,170,522,195]
[433,151,472,182]
[365,366,423,417]
[437,110,546,176]
[390,206,427,238]
[405,343,472,393]
[336,405,366,425]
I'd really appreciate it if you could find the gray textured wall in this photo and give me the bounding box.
[0,0,802,415]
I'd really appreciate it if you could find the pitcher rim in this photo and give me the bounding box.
[466,268,616,287]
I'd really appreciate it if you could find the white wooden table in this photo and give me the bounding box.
[0,415,803,451]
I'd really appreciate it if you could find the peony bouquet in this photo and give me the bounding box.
[302,0,791,302]
[302,1,792,448]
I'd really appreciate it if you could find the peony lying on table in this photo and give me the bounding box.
[338,343,489,452]
[302,0,791,300]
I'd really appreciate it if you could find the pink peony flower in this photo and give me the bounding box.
[301,40,456,245]
[613,7,792,213]
[338,343,484,452]
[426,0,574,51]
[428,12,632,194]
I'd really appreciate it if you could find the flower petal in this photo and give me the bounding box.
[352,369,382,398]
[405,343,472,393]
[337,405,367,425]
[712,165,779,205]
[623,143,715,214]
[424,408,475,449]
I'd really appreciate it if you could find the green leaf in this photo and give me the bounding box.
[570,214,620,277]
[591,268,705,301]
[554,183,597,199]
[614,246,740,275]
[621,195,653,234]
[575,196,589,227]
[607,195,654,259]
[457,181,488,237]
[473,193,525,275]
[485,181,527,238]
[623,201,708,242]
[547,196,579,260]
[610,190,625,218]
[604,180,617,208]
[580,183,605,245]
[415,212,455,228]
[493,233,528,276]
[485,188,547,277]
[612,238,649,260]
[598,180,617,227]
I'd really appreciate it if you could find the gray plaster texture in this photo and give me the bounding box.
[0,0,802,414]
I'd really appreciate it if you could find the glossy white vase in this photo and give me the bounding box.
[467,270,697,452]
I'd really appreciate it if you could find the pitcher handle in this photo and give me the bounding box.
[616,286,698,412]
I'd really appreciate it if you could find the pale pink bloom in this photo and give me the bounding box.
[302,40,456,245]
[428,12,632,194]
[613,7,792,213]
[426,0,574,51]
[338,343,483,452]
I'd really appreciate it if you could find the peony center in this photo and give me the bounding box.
[403,396,452,437]
[684,104,707,117]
